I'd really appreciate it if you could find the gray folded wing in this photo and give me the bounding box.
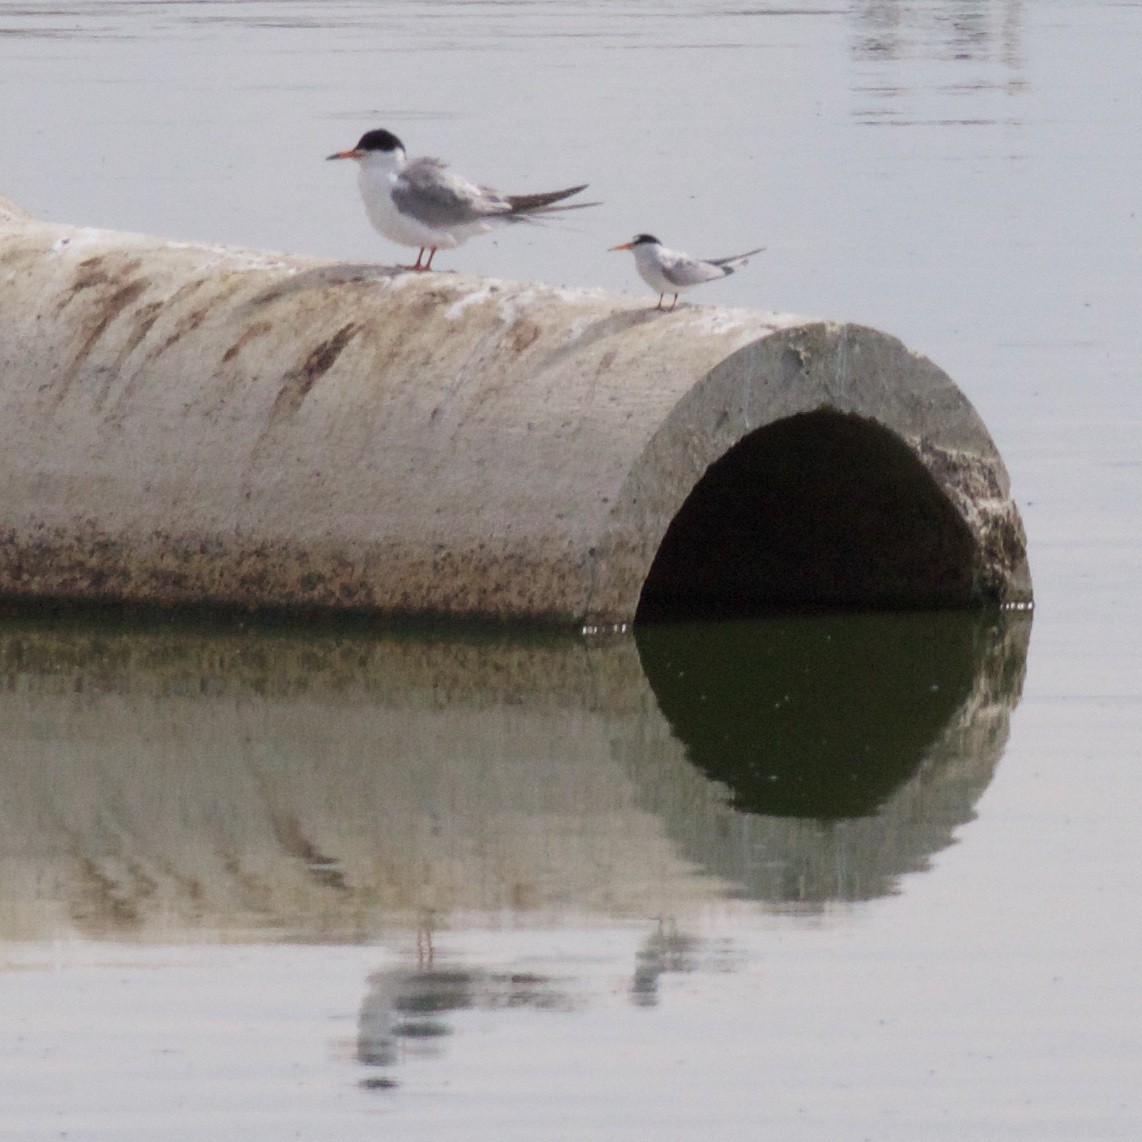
[659,250,729,288]
[391,157,513,228]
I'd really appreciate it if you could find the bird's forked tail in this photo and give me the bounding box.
[505,184,599,215]
[709,247,765,273]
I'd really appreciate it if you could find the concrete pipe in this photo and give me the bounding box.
[0,195,1031,624]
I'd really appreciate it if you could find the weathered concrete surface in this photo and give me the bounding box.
[0,194,1031,622]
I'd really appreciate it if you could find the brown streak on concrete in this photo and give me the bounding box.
[222,320,274,363]
[268,321,363,422]
[52,278,148,402]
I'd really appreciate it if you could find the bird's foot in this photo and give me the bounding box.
[401,247,439,272]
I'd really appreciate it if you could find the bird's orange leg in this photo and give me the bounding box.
[655,294,665,310]
[668,293,679,311]
[422,247,438,271]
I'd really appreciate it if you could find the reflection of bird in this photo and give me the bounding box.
[356,959,570,1085]
[609,233,763,310]
[327,128,595,271]
[630,920,699,1007]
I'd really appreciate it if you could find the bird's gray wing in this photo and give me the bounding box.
[659,250,726,288]
[391,157,512,228]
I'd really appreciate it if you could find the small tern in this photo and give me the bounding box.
[328,128,596,271]
[609,233,763,310]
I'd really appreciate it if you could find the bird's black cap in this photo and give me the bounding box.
[631,233,660,246]
[356,129,404,153]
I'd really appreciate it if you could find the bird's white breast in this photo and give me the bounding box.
[356,163,435,249]
[632,245,686,294]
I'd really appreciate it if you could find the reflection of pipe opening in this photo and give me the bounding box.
[637,410,978,621]
[631,610,1031,901]
[635,612,981,819]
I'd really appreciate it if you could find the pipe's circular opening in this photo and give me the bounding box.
[636,410,977,621]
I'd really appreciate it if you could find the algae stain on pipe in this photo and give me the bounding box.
[0,197,1031,622]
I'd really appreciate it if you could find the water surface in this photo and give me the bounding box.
[2,608,1038,1141]
[1,2,1140,1139]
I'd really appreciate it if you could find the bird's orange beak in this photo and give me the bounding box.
[326,148,364,161]
[608,241,634,251]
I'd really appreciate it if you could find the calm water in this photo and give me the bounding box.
[1,2,1140,1139]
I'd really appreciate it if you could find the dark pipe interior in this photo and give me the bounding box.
[636,410,977,621]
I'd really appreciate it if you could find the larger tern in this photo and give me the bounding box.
[328,128,595,271]
[609,233,764,310]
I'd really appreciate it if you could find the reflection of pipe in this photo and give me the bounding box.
[0,196,1030,621]
[630,612,1032,905]
[0,609,1029,938]
[637,611,984,818]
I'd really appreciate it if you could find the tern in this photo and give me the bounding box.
[609,233,763,310]
[327,128,596,271]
